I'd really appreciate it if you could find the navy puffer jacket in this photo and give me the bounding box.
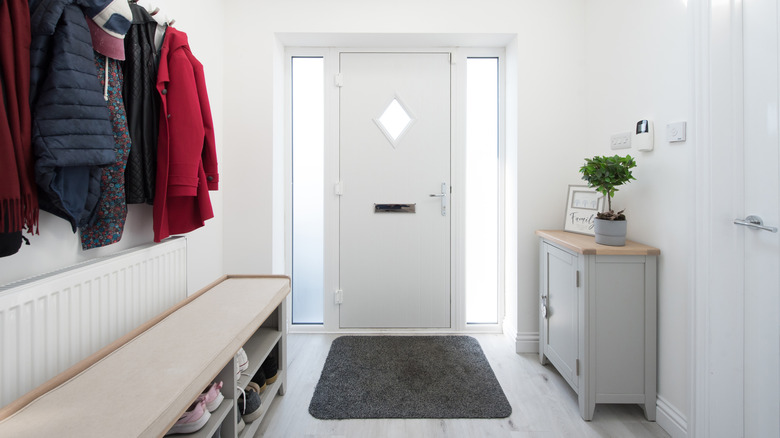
[29,0,115,231]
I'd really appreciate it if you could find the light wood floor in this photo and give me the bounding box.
[255,334,670,438]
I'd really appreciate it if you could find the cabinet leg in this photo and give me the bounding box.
[643,400,657,421]
[580,400,595,421]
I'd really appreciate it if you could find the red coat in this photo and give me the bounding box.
[153,27,219,242]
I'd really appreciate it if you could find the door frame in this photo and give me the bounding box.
[284,46,506,333]
[691,1,749,436]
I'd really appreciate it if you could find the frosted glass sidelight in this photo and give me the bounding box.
[465,58,499,324]
[292,57,324,324]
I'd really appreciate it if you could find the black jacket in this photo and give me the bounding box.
[123,3,160,205]
[29,0,115,230]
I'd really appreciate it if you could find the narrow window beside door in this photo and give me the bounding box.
[291,57,324,324]
[465,58,499,324]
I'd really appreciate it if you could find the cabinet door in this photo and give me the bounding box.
[542,243,579,390]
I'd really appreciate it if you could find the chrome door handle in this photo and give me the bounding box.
[429,183,447,216]
[734,215,778,233]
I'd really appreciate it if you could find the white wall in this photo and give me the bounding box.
[221,0,588,338]
[583,0,692,432]
[218,0,584,282]
[0,0,225,294]
[3,0,691,433]
[220,0,691,430]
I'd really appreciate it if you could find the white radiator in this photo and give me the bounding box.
[0,238,187,410]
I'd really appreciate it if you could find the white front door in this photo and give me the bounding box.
[338,52,451,328]
[742,0,780,435]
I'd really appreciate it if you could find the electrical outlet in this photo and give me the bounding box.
[610,132,632,150]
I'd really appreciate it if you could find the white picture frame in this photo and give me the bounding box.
[563,185,605,236]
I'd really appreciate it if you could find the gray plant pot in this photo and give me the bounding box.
[594,218,627,246]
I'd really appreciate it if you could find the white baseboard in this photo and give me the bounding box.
[514,331,539,353]
[656,395,688,438]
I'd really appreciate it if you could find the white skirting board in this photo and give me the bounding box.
[0,238,187,410]
[656,395,688,438]
[515,331,540,353]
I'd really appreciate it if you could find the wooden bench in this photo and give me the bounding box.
[0,275,290,438]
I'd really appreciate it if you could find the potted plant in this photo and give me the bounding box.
[579,154,637,246]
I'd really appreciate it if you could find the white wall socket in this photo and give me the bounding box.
[610,132,632,150]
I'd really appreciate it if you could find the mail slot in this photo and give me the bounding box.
[374,203,416,213]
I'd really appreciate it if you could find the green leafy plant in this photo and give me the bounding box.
[579,154,637,221]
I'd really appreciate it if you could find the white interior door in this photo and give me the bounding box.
[339,52,451,328]
[742,1,780,436]
[696,2,780,435]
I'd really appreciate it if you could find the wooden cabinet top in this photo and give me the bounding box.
[536,230,660,256]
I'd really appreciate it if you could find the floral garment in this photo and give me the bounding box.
[80,52,132,250]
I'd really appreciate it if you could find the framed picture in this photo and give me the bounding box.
[563,185,605,236]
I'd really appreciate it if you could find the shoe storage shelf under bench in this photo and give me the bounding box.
[0,275,290,438]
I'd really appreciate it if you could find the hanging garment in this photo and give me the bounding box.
[0,232,23,257]
[123,3,160,205]
[79,52,132,250]
[153,27,219,242]
[134,0,172,50]
[0,0,38,257]
[0,208,29,257]
[28,0,116,231]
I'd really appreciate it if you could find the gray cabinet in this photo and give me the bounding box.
[537,230,659,421]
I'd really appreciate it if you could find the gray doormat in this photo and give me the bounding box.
[308,336,512,419]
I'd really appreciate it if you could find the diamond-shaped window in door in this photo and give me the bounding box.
[373,96,416,148]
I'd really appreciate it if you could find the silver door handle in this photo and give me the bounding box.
[429,182,447,216]
[734,215,778,233]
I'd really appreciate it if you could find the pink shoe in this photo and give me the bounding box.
[198,381,224,412]
[165,400,211,435]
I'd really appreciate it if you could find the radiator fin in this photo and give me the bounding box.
[0,238,187,409]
